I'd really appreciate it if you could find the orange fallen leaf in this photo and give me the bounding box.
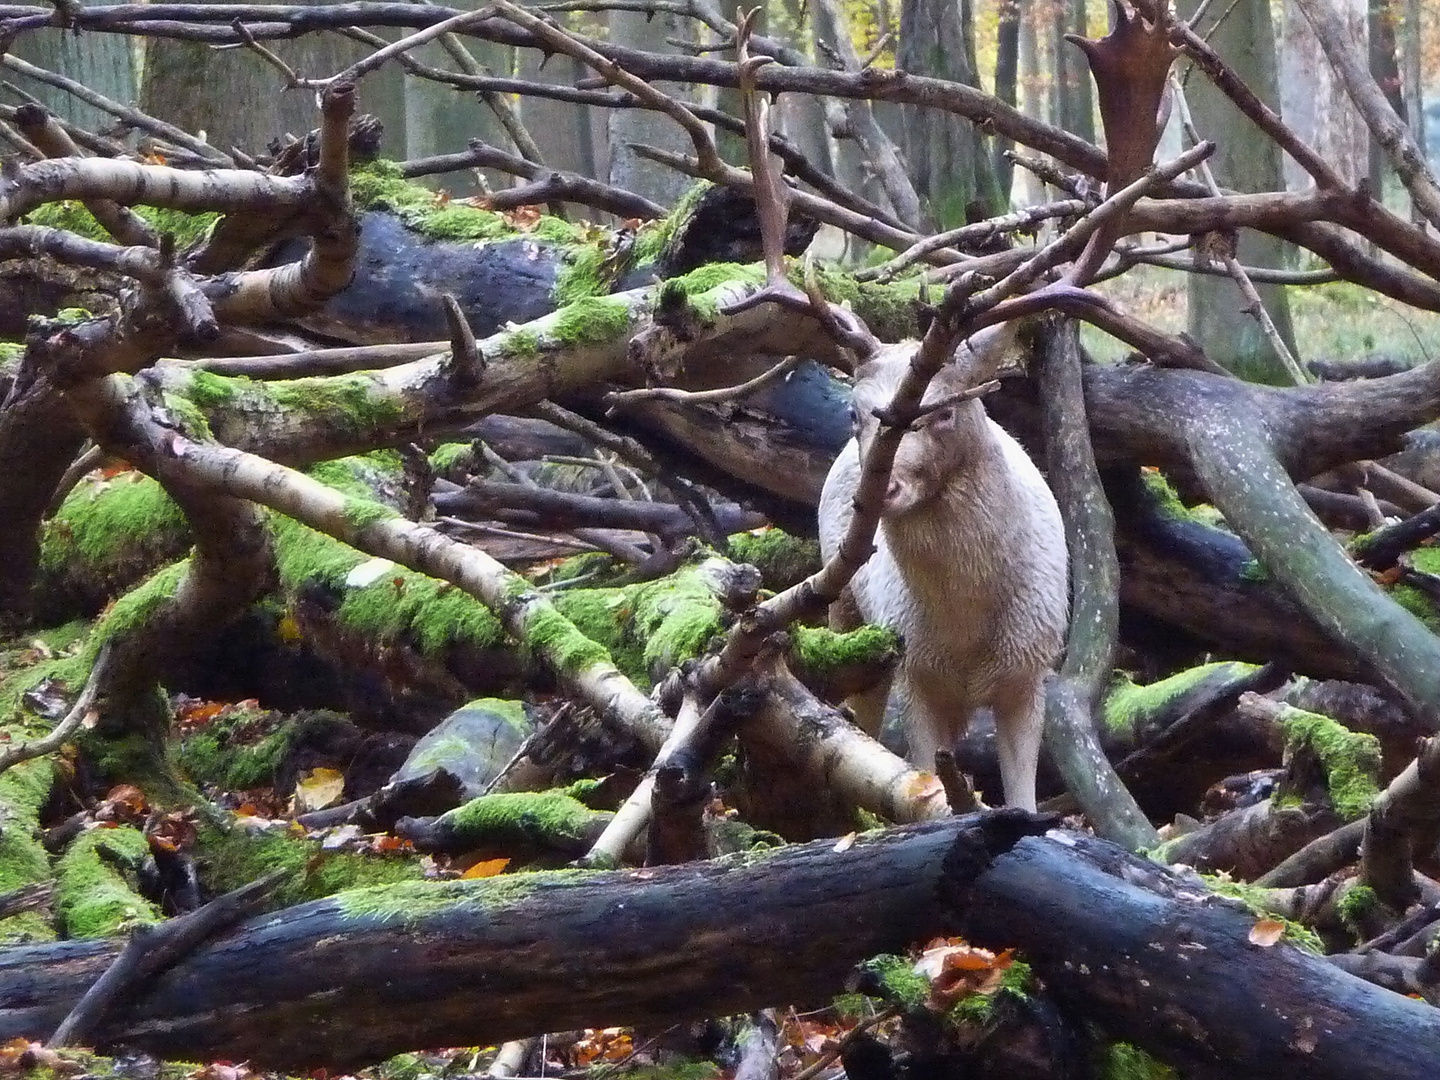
[1249,917,1286,947]
[461,857,511,879]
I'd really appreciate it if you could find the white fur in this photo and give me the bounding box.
[818,345,1070,811]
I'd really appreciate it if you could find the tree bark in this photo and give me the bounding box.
[1178,0,1300,385]
[0,813,1045,1068]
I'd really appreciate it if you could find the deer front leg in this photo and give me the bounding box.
[990,675,1045,812]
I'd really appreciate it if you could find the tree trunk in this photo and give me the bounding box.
[8,31,134,131]
[1179,0,1301,385]
[140,1,405,157]
[1281,0,1369,190]
[606,9,699,205]
[896,0,1001,225]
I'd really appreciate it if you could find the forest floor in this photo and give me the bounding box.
[1083,261,1440,369]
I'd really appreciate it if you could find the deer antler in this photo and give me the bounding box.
[721,9,881,363]
[1066,0,1180,192]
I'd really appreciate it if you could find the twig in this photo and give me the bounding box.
[605,354,802,407]
[0,641,112,779]
[789,1006,899,1080]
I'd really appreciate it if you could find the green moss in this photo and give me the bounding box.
[550,561,729,686]
[95,560,188,643]
[427,441,475,473]
[632,180,712,266]
[342,497,400,531]
[196,822,420,908]
[1239,558,1269,582]
[0,759,56,942]
[437,789,607,850]
[551,295,633,347]
[726,528,821,591]
[1102,661,1258,740]
[177,710,290,791]
[792,625,900,675]
[1201,874,1326,954]
[1279,705,1382,820]
[1099,1043,1175,1080]
[21,201,217,247]
[39,472,190,592]
[1391,583,1440,631]
[522,605,613,675]
[268,374,404,435]
[1337,882,1379,935]
[351,159,584,248]
[185,368,238,409]
[267,458,506,658]
[797,263,923,342]
[496,328,541,359]
[658,261,768,321]
[552,243,607,305]
[947,959,1033,1027]
[54,825,162,938]
[332,867,578,924]
[0,342,25,362]
[856,953,930,1009]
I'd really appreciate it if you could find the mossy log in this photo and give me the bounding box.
[270,170,818,346]
[4,817,1438,1077]
[0,812,1045,1068]
[950,831,1440,1079]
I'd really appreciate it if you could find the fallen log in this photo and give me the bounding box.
[4,816,1438,1077]
[0,812,1044,1069]
[951,832,1440,1079]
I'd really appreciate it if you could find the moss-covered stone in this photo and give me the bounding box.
[1279,705,1381,820]
[1102,661,1258,741]
[726,528,821,591]
[54,825,162,938]
[424,790,610,856]
[195,821,421,908]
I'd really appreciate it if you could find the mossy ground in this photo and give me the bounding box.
[54,825,161,938]
[195,822,421,908]
[0,758,56,942]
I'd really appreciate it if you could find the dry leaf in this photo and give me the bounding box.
[461,857,511,879]
[345,557,396,589]
[294,767,346,812]
[833,832,857,853]
[1249,917,1286,947]
[277,613,304,643]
